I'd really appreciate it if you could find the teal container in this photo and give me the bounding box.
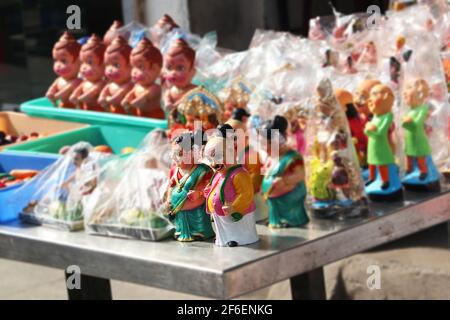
[20,97,167,130]
[5,125,148,155]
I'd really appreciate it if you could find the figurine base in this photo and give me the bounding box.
[365,164,404,202]
[311,198,369,219]
[19,212,84,231]
[361,167,370,182]
[367,188,404,202]
[402,156,440,192]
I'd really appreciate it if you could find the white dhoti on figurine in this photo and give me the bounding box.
[253,193,269,222]
[213,211,259,247]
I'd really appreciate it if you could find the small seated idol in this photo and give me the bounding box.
[69,34,106,112]
[165,131,215,242]
[121,38,165,119]
[150,14,180,49]
[162,39,197,113]
[46,32,82,108]
[98,36,133,114]
[203,124,259,247]
[103,20,123,46]
[260,115,309,228]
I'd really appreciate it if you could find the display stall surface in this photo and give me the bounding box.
[0,183,448,299]
[20,98,168,130]
[0,152,58,222]
[5,125,148,155]
[0,112,86,151]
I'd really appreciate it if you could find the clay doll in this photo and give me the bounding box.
[98,36,133,114]
[151,14,180,48]
[103,20,123,46]
[121,38,165,119]
[322,49,339,68]
[165,131,215,242]
[343,55,358,74]
[46,32,82,108]
[260,116,308,228]
[220,77,252,121]
[69,34,106,112]
[401,79,440,191]
[354,79,381,125]
[364,84,403,201]
[162,39,197,113]
[226,108,267,222]
[203,124,259,247]
[335,88,367,166]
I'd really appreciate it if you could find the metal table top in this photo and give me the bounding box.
[0,184,449,299]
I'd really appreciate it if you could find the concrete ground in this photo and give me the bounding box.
[0,223,449,300]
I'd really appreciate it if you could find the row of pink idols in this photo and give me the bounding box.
[46,15,194,120]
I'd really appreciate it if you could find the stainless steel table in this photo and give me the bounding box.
[0,185,449,300]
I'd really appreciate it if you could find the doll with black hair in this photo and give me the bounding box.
[260,115,309,228]
[165,130,215,242]
[203,124,259,247]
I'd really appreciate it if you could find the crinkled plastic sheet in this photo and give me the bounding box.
[84,129,175,241]
[304,79,368,219]
[14,142,106,231]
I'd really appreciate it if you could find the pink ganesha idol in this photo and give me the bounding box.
[69,34,107,112]
[46,32,82,108]
[98,36,133,115]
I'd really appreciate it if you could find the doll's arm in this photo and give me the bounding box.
[414,105,429,125]
[46,80,59,105]
[107,85,131,105]
[121,89,136,111]
[55,81,78,101]
[98,85,110,109]
[79,83,104,104]
[283,161,305,186]
[69,84,84,105]
[229,172,254,214]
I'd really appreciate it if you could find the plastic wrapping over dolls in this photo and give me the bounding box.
[84,129,174,241]
[305,79,368,218]
[17,142,105,231]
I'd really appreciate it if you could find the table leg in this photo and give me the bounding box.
[65,272,112,300]
[290,267,326,300]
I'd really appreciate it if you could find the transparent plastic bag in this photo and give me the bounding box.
[109,21,149,48]
[84,129,174,241]
[304,79,368,219]
[16,142,106,231]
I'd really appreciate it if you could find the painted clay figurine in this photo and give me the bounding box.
[203,124,259,247]
[220,77,253,121]
[121,38,165,119]
[335,89,367,166]
[162,39,197,113]
[98,36,133,114]
[165,131,215,242]
[103,20,123,46]
[46,32,82,108]
[401,79,440,191]
[69,34,106,112]
[226,108,267,222]
[260,116,308,228]
[364,84,403,201]
[354,79,381,125]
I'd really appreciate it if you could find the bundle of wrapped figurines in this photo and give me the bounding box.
[19,2,449,246]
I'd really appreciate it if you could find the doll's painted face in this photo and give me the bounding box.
[402,80,429,108]
[368,85,394,116]
[354,80,381,116]
[104,52,131,84]
[163,53,195,88]
[53,49,79,79]
[131,58,161,85]
[80,51,104,82]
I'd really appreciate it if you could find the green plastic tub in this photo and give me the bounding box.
[5,125,149,155]
[21,97,167,130]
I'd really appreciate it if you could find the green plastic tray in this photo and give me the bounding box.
[21,97,167,130]
[5,125,148,155]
